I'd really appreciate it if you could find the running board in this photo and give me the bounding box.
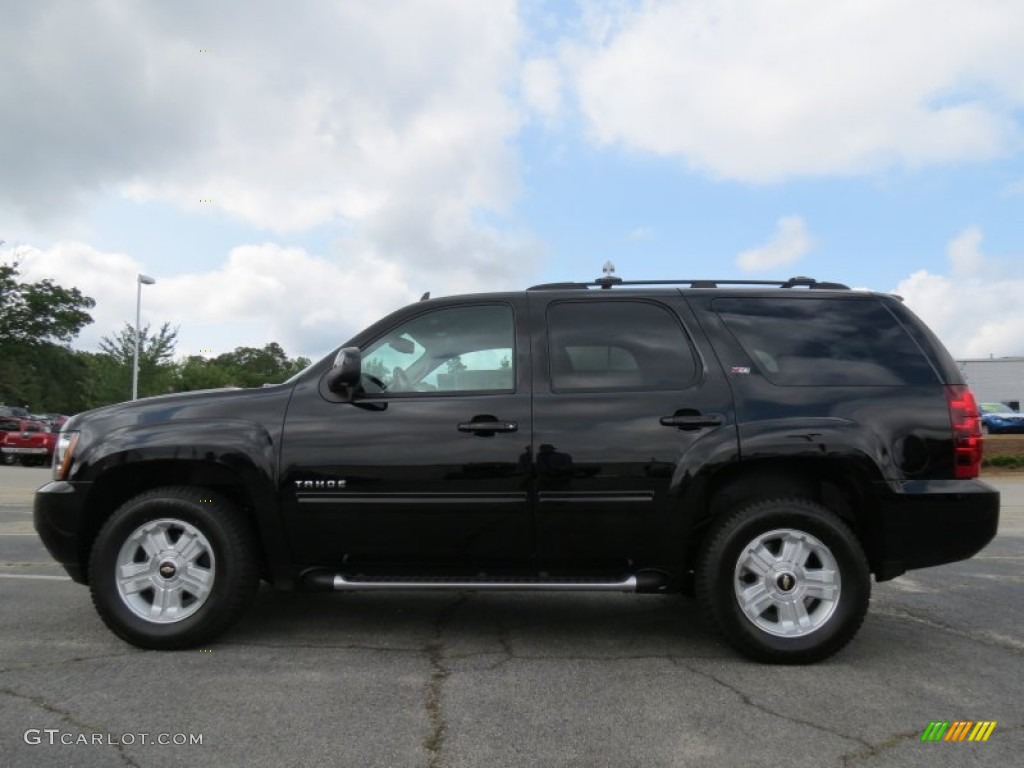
[302,572,645,593]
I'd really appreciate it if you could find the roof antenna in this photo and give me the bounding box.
[597,260,622,289]
[420,291,430,301]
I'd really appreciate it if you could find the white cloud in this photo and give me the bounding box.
[895,228,1024,358]
[736,217,813,272]
[521,57,563,122]
[567,0,1024,181]
[947,227,985,277]
[9,241,416,361]
[0,0,536,290]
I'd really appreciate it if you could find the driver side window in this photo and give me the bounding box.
[360,304,515,395]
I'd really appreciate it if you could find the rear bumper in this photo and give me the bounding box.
[874,479,999,581]
[33,480,91,584]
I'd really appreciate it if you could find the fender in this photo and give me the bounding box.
[675,417,892,576]
[75,418,293,586]
[736,417,892,475]
[77,418,276,479]
[664,422,739,565]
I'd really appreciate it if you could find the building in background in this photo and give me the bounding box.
[957,358,1024,411]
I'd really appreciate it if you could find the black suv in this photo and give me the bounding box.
[34,275,999,663]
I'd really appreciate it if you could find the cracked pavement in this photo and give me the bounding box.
[1,466,1022,767]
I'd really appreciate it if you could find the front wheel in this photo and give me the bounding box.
[89,487,259,649]
[696,498,870,664]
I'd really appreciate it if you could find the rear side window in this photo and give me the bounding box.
[714,297,937,386]
[547,301,697,392]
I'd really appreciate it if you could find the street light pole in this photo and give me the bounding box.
[132,274,156,400]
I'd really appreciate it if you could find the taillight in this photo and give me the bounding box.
[944,385,983,479]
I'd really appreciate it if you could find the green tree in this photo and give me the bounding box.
[207,343,310,388]
[0,260,96,411]
[0,261,95,346]
[79,351,134,409]
[1,343,97,415]
[99,322,178,366]
[176,356,235,392]
[91,322,180,403]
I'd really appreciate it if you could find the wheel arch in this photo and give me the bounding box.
[78,460,288,586]
[681,457,886,581]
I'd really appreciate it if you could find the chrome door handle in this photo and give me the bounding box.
[457,420,518,435]
[659,414,723,430]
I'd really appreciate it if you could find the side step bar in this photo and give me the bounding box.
[301,572,667,593]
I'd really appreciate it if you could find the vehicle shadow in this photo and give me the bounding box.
[226,587,724,659]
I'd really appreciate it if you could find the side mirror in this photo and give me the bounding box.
[326,346,362,395]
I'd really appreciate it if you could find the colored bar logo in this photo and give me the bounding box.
[921,721,996,742]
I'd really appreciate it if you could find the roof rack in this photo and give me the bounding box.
[528,275,851,291]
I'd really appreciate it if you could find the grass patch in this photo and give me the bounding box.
[982,455,1024,469]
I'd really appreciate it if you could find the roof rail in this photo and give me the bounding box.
[528,276,851,291]
[527,281,590,291]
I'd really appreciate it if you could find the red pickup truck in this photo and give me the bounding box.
[0,418,57,466]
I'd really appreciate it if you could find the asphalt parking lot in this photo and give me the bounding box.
[1,465,1021,767]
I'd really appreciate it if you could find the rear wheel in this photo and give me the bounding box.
[89,487,259,649]
[696,497,870,664]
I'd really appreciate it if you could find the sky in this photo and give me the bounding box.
[2,0,1023,363]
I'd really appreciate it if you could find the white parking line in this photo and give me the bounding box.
[0,573,70,581]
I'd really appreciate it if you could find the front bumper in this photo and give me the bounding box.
[33,480,92,584]
[874,478,999,580]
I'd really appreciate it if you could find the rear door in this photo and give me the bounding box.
[528,293,735,571]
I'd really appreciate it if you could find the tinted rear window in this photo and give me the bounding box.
[714,297,938,386]
[547,300,697,391]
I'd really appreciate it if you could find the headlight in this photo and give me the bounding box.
[52,431,79,481]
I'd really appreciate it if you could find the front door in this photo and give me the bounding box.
[280,300,532,570]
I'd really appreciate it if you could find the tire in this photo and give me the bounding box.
[696,497,870,664]
[982,423,990,435]
[1,453,16,466]
[88,487,259,650]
